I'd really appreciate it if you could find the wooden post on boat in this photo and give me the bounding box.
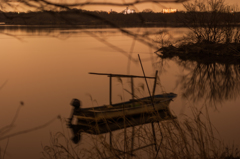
[151,71,158,152]
[138,54,158,152]
[109,74,112,106]
[152,70,158,98]
[109,74,113,149]
[152,70,159,152]
[151,123,157,152]
[137,54,155,110]
[131,77,135,153]
[124,116,127,157]
[131,77,134,100]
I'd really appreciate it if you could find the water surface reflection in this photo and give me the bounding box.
[176,61,240,105]
[1,27,240,159]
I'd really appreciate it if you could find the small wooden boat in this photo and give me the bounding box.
[69,93,176,135]
[68,56,177,145]
[68,71,177,135]
[71,93,176,121]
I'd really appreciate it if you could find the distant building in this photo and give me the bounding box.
[163,9,177,13]
[122,7,135,14]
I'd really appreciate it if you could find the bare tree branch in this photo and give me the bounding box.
[0,117,57,141]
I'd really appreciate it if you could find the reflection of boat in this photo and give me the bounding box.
[69,93,177,134]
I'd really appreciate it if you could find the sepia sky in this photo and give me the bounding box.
[78,0,240,12]
[1,0,240,12]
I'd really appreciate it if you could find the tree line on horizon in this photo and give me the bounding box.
[1,9,240,27]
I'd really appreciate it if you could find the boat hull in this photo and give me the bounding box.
[69,93,177,134]
[70,108,176,135]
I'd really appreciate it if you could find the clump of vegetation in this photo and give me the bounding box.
[158,42,240,61]
[156,0,240,59]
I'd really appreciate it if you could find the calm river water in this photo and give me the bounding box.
[0,27,240,159]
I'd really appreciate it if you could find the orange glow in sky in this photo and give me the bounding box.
[1,0,240,12]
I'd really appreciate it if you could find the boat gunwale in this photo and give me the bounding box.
[75,108,174,122]
[80,93,177,112]
[86,98,172,113]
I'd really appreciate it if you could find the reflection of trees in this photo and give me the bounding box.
[176,60,240,104]
[0,26,121,37]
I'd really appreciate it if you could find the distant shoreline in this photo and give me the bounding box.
[1,10,240,28]
[1,24,240,30]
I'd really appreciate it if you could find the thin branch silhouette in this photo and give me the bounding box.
[0,117,57,141]
[0,80,8,91]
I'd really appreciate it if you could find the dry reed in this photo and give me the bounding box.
[41,104,240,159]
